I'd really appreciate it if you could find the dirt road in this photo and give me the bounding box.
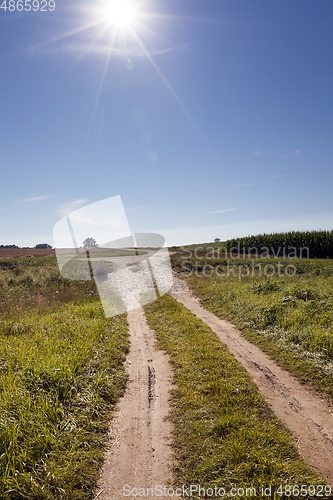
[170,276,333,486]
[95,307,174,499]
[95,272,333,496]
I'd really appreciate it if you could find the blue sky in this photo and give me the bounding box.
[1,0,333,247]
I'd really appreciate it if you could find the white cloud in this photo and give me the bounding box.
[206,208,239,214]
[251,150,272,158]
[278,149,300,158]
[26,41,191,60]
[232,183,258,188]
[20,195,50,203]
[252,149,300,159]
[57,199,89,217]
[124,206,147,211]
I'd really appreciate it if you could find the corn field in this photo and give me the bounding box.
[223,230,333,259]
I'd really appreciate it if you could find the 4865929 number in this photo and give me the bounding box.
[0,0,55,11]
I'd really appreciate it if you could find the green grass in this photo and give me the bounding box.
[64,249,147,259]
[0,256,99,317]
[144,295,326,499]
[3,252,332,498]
[172,255,333,399]
[0,257,129,499]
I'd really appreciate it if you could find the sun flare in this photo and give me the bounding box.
[68,0,206,150]
[103,0,137,27]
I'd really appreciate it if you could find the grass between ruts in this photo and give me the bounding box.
[0,258,129,500]
[144,294,326,499]
[179,258,333,400]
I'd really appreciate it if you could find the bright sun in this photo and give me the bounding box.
[103,0,136,27]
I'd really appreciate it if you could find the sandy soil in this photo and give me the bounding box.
[95,307,175,499]
[170,276,333,485]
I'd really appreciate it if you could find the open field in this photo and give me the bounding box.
[0,248,147,260]
[1,249,333,498]
[0,256,99,316]
[58,248,148,259]
[0,249,55,259]
[0,256,129,499]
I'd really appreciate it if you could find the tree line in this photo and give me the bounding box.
[0,244,52,249]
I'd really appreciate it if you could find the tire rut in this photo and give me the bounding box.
[95,307,174,499]
[170,276,333,486]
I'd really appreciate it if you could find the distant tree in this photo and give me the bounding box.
[0,244,19,248]
[34,243,52,249]
[83,237,99,248]
[214,238,221,243]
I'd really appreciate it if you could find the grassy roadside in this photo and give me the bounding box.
[0,257,129,499]
[144,295,326,499]
[179,259,333,400]
[0,256,99,316]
